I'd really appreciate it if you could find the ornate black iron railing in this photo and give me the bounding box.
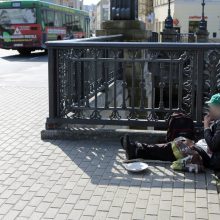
[45,37,220,130]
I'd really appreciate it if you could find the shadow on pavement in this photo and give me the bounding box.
[45,139,217,192]
[1,51,48,62]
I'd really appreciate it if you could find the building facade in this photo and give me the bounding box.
[84,4,97,35]
[69,0,83,9]
[153,0,220,41]
[96,0,110,30]
[138,0,154,30]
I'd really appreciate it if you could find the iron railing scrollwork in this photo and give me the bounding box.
[45,38,220,130]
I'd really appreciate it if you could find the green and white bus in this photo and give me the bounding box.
[0,0,90,55]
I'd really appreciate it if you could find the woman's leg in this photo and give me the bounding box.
[121,135,176,162]
[193,146,211,168]
[135,142,176,162]
[121,135,137,160]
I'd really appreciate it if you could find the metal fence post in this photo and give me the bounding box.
[196,49,204,124]
[46,47,58,129]
[80,52,85,99]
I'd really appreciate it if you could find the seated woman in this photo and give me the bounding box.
[203,94,220,171]
[121,94,220,172]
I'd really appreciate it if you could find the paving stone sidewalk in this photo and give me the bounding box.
[0,87,220,220]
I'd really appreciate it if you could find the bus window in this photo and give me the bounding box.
[55,12,62,27]
[69,15,72,25]
[47,10,54,26]
[40,9,47,30]
[42,10,47,23]
[65,14,70,26]
[62,13,66,26]
[73,15,80,31]
[65,14,67,26]
[71,15,74,26]
[80,16,84,32]
[85,18,90,37]
[0,8,36,24]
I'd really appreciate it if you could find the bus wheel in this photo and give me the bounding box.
[17,49,32,56]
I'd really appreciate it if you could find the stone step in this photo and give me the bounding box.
[41,128,167,144]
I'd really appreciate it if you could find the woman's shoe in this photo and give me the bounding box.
[120,136,124,149]
[123,135,136,160]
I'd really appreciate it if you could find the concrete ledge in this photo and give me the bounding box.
[96,29,150,41]
[41,128,167,144]
[101,20,146,30]
[96,20,152,42]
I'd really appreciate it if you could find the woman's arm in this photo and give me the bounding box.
[204,122,220,152]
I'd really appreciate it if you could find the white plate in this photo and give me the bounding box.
[123,162,149,172]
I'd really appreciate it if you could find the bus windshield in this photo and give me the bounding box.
[0,8,36,25]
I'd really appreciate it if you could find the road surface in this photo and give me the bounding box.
[0,49,48,87]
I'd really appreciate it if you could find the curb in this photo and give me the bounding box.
[41,128,167,144]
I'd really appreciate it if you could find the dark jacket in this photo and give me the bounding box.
[204,120,220,170]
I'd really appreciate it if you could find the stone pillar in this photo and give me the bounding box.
[196,0,209,43]
[161,29,179,42]
[96,20,151,41]
[160,0,179,42]
[96,20,152,122]
[196,30,209,43]
[96,0,152,126]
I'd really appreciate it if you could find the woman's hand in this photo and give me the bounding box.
[204,113,212,129]
[184,139,195,148]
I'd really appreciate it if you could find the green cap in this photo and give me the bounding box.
[206,94,220,106]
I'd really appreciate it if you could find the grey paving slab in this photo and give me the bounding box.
[0,87,219,220]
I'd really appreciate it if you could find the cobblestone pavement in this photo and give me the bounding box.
[0,87,220,220]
